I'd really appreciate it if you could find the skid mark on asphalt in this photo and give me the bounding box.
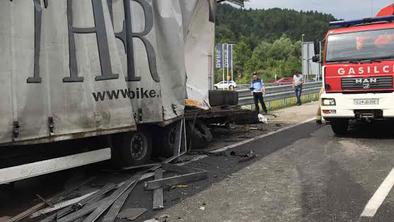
[296,151,368,221]
[338,140,376,157]
[361,167,394,218]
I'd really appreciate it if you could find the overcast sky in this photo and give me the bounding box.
[244,0,394,20]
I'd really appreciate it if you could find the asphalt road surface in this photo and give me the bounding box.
[1,119,394,222]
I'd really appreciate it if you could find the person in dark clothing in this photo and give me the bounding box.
[250,73,268,114]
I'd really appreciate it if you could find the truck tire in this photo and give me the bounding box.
[187,121,213,150]
[224,91,239,105]
[155,122,179,157]
[330,119,349,136]
[111,130,152,167]
[209,90,225,106]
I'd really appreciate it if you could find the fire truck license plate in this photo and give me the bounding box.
[354,98,379,105]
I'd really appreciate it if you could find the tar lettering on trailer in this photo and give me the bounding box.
[108,0,159,82]
[27,0,159,84]
[65,0,119,82]
[27,0,43,83]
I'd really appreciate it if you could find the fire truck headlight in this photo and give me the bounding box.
[322,98,336,106]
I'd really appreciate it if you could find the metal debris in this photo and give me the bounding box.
[16,162,207,222]
[117,208,147,221]
[35,194,54,208]
[7,177,94,222]
[238,150,257,163]
[153,169,164,210]
[144,170,208,191]
[82,174,142,222]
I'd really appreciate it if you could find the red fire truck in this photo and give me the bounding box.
[317,4,394,135]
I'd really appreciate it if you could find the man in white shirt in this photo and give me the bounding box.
[293,72,304,105]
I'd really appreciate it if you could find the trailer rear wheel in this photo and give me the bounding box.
[111,130,152,167]
[154,122,179,157]
[330,119,349,136]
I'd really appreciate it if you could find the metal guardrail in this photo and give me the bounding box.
[237,81,322,106]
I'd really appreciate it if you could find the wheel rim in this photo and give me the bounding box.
[129,133,148,161]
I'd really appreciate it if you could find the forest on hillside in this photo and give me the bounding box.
[215,4,337,83]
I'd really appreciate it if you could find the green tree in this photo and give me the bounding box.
[214,4,333,84]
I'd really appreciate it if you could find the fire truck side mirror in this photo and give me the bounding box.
[313,40,320,55]
[312,40,321,63]
[312,55,320,63]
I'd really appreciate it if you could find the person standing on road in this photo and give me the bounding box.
[250,72,268,114]
[293,71,304,105]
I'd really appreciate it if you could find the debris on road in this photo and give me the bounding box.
[0,217,10,222]
[144,169,208,190]
[153,169,164,210]
[174,184,188,189]
[229,150,257,163]
[31,191,97,219]
[117,208,147,221]
[258,114,268,124]
[10,163,207,222]
[238,150,257,163]
[7,177,94,222]
[35,194,54,208]
[143,219,159,222]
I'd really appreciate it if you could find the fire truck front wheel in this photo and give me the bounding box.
[330,119,349,136]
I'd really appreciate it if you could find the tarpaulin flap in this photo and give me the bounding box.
[111,0,188,123]
[185,0,215,110]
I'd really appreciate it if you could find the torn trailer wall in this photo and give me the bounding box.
[185,0,216,110]
[0,0,214,145]
[110,0,189,124]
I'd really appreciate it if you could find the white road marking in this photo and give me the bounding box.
[210,118,315,154]
[361,167,394,218]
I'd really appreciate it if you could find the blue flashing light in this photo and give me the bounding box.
[329,15,394,27]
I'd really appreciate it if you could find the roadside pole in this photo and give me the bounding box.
[222,44,225,82]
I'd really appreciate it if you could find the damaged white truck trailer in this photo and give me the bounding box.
[0,0,219,184]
